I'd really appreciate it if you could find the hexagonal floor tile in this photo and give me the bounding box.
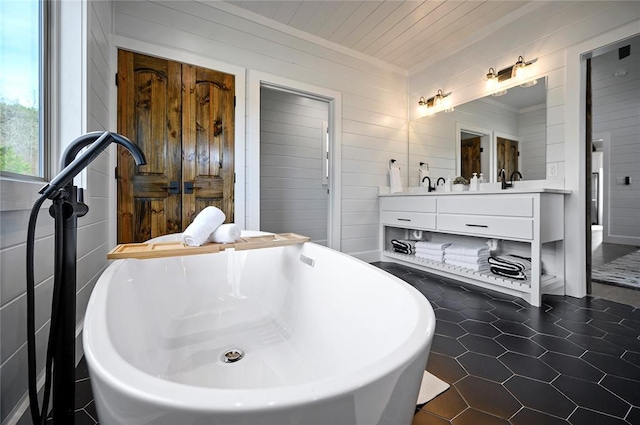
[504,375,575,419]
[567,407,629,425]
[531,333,585,356]
[434,308,467,324]
[459,309,497,323]
[457,352,512,383]
[459,334,506,357]
[426,352,467,385]
[421,385,468,419]
[601,375,640,406]
[455,376,521,419]
[499,352,558,382]
[412,410,451,425]
[510,407,568,425]
[459,320,500,338]
[582,351,640,381]
[495,334,545,357]
[552,375,630,418]
[492,320,537,337]
[451,408,509,425]
[540,351,604,382]
[435,321,467,339]
[567,334,625,357]
[431,334,468,357]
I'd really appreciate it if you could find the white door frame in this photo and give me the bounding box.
[109,36,247,246]
[248,70,342,251]
[565,21,639,299]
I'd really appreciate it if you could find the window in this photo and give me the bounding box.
[0,0,47,178]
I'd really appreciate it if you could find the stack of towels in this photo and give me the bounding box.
[180,206,241,247]
[488,255,532,280]
[390,239,416,255]
[414,241,451,262]
[443,244,491,271]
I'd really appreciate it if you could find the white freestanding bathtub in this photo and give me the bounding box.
[83,234,435,424]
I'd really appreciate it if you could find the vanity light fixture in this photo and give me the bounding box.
[487,55,538,95]
[486,67,507,96]
[418,89,454,115]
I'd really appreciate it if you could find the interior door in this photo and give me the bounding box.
[461,136,481,180]
[117,50,235,243]
[496,137,519,181]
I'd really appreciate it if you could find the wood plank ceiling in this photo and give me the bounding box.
[223,1,535,71]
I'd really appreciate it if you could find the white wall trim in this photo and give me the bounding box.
[108,36,247,246]
[565,21,640,299]
[248,70,342,251]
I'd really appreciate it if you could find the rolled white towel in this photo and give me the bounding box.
[181,206,226,247]
[209,223,241,244]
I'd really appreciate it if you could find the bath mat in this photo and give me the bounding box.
[416,371,450,405]
[592,249,640,290]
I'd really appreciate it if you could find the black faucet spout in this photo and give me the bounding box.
[510,171,523,183]
[437,177,446,186]
[499,169,509,190]
[421,176,434,192]
[41,131,146,200]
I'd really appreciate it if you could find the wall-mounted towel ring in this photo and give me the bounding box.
[389,159,396,169]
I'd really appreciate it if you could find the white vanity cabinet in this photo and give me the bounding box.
[380,191,568,307]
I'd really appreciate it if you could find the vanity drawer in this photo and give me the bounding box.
[438,196,533,217]
[381,211,436,230]
[438,214,533,240]
[381,196,436,213]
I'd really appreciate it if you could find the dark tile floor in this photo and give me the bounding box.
[44,356,98,425]
[372,262,640,425]
[56,261,640,425]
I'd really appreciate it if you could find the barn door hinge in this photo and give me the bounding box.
[480,147,484,153]
[234,173,236,183]
[518,151,520,157]
[234,96,236,108]
[114,166,118,179]
[115,73,118,86]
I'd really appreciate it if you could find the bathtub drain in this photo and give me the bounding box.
[222,349,244,363]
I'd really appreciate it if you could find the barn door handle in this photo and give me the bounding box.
[168,181,180,194]
[184,181,194,194]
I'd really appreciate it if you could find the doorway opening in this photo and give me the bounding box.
[585,34,640,306]
[259,86,330,246]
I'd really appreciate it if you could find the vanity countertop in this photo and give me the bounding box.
[379,188,571,197]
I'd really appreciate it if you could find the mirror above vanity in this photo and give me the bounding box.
[409,77,547,186]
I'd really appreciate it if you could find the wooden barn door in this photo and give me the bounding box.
[117,50,234,243]
[496,137,519,182]
[460,136,481,180]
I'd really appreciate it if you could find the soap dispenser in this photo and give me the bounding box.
[469,173,479,191]
[479,173,486,183]
[444,175,452,192]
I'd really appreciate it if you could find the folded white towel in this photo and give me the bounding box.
[415,241,451,250]
[445,259,490,271]
[416,253,444,263]
[209,223,241,244]
[445,244,490,256]
[444,253,490,264]
[416,248,446,257]
[181,206,226,247]
[390,166,403,193]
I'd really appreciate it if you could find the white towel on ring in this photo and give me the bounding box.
[390,166,403,193]
[209,223,241,244]
[181,206,226,246]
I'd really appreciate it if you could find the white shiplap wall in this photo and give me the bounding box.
[0,1,113,423]
[113,0,408,260]
[260,88,329,245]
[592,43,640,245]
[409,1,640,298]
[519,104,547,181]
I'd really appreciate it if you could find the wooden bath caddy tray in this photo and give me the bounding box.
[107,233,310,260]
